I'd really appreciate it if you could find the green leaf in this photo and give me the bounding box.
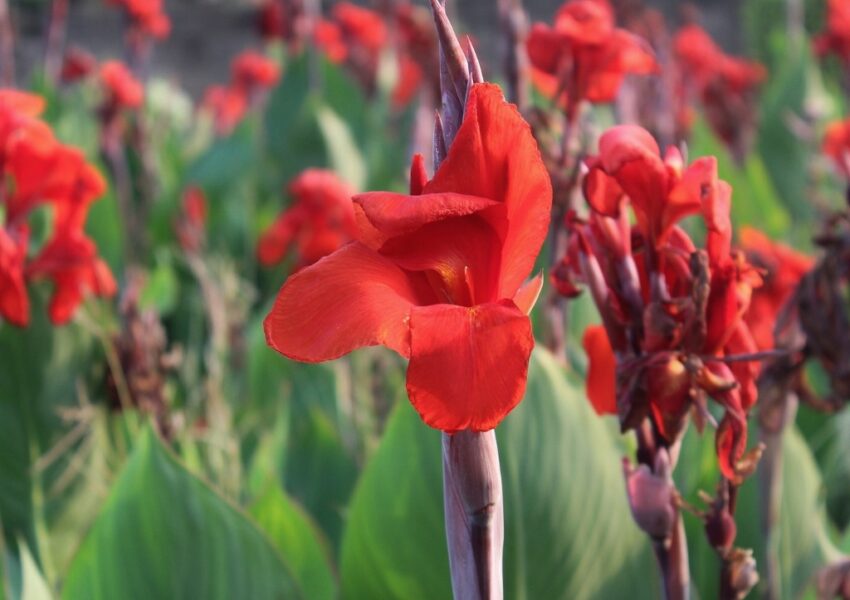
[250,486,335,600]
[315,105,366,191]
[61,428,302,600]
[18,542,52,600]
[139,253,179,316]
[339,349,659,599]
[0,296,92,564]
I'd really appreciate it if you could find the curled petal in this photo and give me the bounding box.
[425,83,552,299]
[406,300,533,431]
[353,191,499,249]
[264,242,432,361]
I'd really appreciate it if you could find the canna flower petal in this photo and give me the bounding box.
[0,228,30,327]
[425,83,552,299]
[582,324,617,415]
[353,191,500,250]
[406,300,533,431]
[264,242,432,361]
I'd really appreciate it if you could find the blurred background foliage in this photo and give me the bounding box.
[1,0,850,598]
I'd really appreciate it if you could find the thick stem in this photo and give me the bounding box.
[544,114,582,360]
[442,430,504,600]
[652,516,690,600]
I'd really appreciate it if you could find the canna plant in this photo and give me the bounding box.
[558,124,765,599]
[264,1,551,597]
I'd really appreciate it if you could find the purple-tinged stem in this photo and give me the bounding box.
[44,0,68,84]
[0,0,15,85]
[498,0,529,112]
[443,431,504,600]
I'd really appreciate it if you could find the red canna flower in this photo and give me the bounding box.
[26,229,117,325]
[265,83,551,431]
[313,20,348,64]
[1,88,115,327]
[100,60,144,110]
[231,51,281,92]
[331,2,387,56]
[567,124,762,482]
[526,0,657,120]
[823,116,850,179]
[739,227,813,351]
[313,2,388,93]
[202,51,279,136]
[257,169,357,270]
[0,226,29,327]
[814,0,850,66]
[201,85,247,136]
[673,25,765,159]
[175,186,207,254]
[107,0,170,40]
[61,47,97,83]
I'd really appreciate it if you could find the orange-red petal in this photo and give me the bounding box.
[425,83,552,299]
[264,242,430,361]
[406,300,533,431]
[582,324,618,416]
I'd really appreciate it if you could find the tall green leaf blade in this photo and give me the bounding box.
[339,349,659,599]
[61,428,302,600]
[250,486,335,600]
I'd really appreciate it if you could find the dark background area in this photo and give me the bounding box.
[7,0,744,96]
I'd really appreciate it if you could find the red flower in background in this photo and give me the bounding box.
[314,2,388,93]
[202,51,280,135]
[202,85,247,135]
[0,227,29,326]
[107,0,171,40]
[526,0,657,119]
[390,2,438,109]
[26,229,117,325]
[265,84,551,431]
[175,186,208,254]
[231,51,281,91]
[814,0,850,65]
[258,169,357,270]
[100,61,144,110]
[0,89,115,327]
[739,227,813,351]
[61,47,97,83]
[823,116,850,179]
[673,25,765,158]
[565,124,762,482]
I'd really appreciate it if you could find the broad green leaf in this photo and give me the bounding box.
[139,253,179,316]
[756,41,820,225]
[250,486,335,600]
[61,428,302,600]
[18,542,52,600]
[0,293,75,558]
[185,126,258,190]
[339,349,659,600]
[315,105,366,191]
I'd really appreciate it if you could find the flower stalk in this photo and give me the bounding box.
[428,3,506,597]
[442,431,504,600]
